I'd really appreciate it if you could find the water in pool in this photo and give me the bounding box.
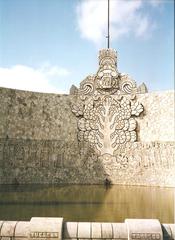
[0,184,174,223]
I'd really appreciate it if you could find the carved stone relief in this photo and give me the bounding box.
[72,94,143,156]
[72,49,145,167]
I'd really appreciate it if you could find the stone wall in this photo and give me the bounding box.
[0,87,174,186]
[137,91,175,142]
[0,87,77,140]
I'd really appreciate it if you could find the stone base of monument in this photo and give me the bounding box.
[0,218,174,240]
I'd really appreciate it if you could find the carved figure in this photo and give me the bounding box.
[71,49,144,165]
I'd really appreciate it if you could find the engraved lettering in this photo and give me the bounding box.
[131,233,161,240]
[30,232,58,238]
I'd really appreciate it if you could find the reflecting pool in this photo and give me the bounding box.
[0,184,174,223]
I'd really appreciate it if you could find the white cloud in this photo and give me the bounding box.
[39,62,70,77]
[148,0,162,7]
[135,16,149,37]
[76,0,161,45]
[0,64,70,94]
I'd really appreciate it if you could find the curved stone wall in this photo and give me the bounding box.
[0,218,174,240]
[0,87,174,186]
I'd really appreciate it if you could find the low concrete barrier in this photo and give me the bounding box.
[0,218,174,240]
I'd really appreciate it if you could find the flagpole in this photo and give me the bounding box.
[107,0,110,48]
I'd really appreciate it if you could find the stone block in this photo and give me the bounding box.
[91,223,101,238]
[63,222,78,239]
[29,217,63,240]
[0,221,17,236]
[169,224,175,240]
[14,221,30,238]
[101,223,113,238]
[125,219,163,240]
[112,223,128,239]
[162,224,172,240]
[78,222,91,239]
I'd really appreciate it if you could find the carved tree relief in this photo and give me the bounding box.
[71,49,145,167]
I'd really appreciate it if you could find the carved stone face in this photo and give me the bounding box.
[95,57,119,94]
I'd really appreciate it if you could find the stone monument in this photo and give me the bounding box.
[71,48,146,177]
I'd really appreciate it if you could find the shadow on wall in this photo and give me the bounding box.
[1,136,175,186]
[0,87,108,185]
[0,137,108,184]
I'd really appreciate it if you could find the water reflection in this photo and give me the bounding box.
[0,184,174,223]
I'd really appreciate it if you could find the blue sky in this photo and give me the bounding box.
[0,0,174,93]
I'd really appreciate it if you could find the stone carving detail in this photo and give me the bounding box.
[72,49,144,161]
[95,50,119,95]
[72,95,143,156]
[119,74,137,94]
[79,76,95,95]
